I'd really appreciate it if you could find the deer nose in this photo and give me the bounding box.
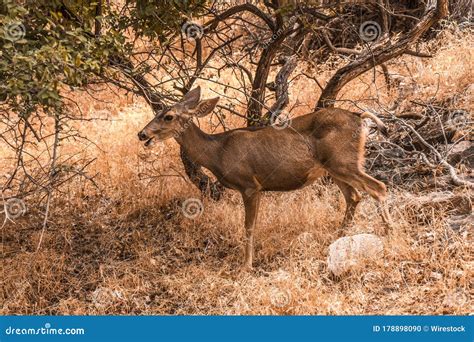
[138,131,148,141]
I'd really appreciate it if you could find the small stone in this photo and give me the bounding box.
[327,234,384,276]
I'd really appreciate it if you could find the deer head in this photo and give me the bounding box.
[138,86,219,145]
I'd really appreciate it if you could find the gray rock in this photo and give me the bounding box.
[327,234,384,276]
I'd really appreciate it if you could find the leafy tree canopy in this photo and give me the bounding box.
[0,0,206,116]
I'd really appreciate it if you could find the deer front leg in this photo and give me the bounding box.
[241,190,261,269]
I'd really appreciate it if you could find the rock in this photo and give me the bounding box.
[327,234,384,276]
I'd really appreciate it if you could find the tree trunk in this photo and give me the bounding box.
[180,148,224,201]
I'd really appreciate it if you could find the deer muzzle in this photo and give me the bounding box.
[138,131,154,146]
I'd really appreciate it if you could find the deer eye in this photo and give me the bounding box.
[163,115,174,122]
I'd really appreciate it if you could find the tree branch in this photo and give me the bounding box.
[316,0,448,109]
[205,4,275,32]
[265,55,297,118]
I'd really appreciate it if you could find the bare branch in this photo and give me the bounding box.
[316,0,448,109]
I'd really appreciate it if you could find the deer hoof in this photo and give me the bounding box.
[242,258,253,271]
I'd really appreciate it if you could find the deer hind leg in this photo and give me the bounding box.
[352,171,392,229]
[329,169,392,231]
[354,171,392,230]
[241,190,261,269]
[334,179,361,231]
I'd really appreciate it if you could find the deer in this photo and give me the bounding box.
[138,86,391,269]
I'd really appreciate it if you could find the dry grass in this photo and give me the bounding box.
[1,27,473,315]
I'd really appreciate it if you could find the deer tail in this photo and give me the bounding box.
[359,111,388,137]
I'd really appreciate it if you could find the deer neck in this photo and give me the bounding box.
[174,121,219,169]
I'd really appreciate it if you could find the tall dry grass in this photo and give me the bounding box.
[1,27,472,315]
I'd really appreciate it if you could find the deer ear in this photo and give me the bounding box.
[181,86,201,109]
[192,97,219,117]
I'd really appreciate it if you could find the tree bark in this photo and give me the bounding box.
[180,148,225,201]
[246,12,298,126]
[247,36,285,126]
[265,55,297,119]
